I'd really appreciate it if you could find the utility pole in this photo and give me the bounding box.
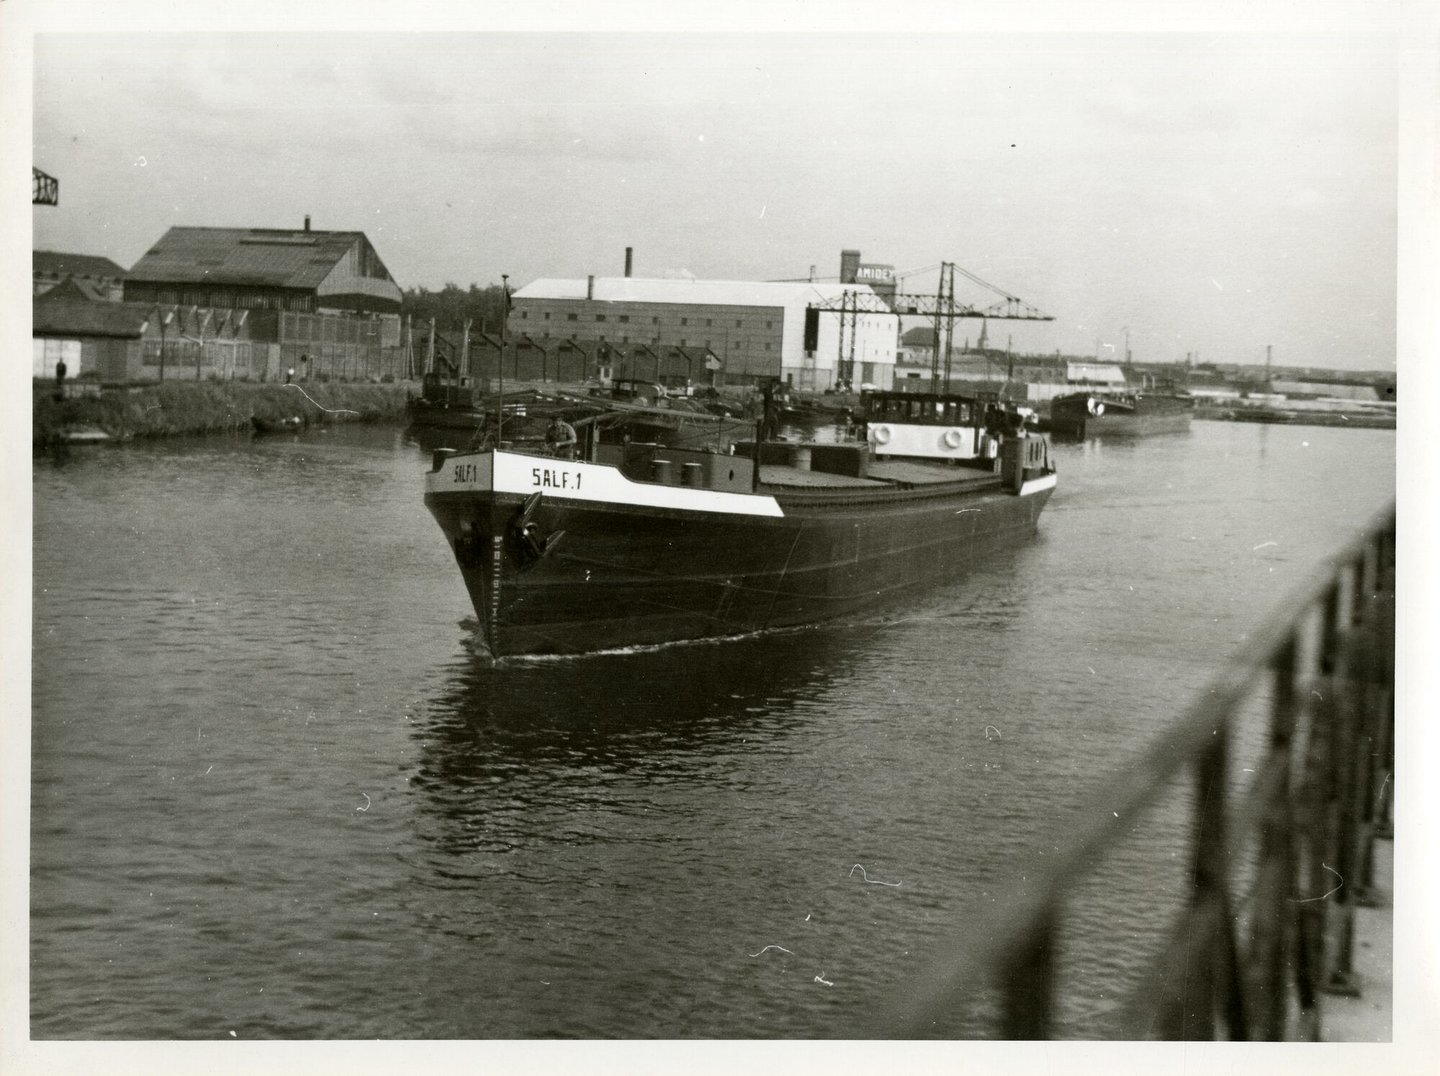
[498,275,509,444]
[461,318,472,394]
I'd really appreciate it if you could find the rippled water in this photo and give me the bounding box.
[30,420,1393,1039]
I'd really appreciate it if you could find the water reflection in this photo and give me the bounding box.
[406,627,876,852]
[414,627,866,767]
[404,423,475,454]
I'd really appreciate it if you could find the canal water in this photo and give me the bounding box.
[29,420,1393,1040]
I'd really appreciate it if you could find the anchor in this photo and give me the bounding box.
[510,492,566,563]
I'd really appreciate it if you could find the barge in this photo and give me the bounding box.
[1048,391,1194,438]
[424,389,1056,658]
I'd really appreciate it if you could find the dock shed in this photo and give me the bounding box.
[123,221,402,320]
[32,297,150,380]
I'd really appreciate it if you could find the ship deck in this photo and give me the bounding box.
[757,464,886,488]
[758,460,1003,493]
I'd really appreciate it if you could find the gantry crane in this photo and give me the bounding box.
[33,167,59,206]
[807,261,1053,387]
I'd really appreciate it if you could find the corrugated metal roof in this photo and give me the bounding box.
[33,250,127,278]
[33,298,150,338]
[125,227,367,289]
[515,276,880,309]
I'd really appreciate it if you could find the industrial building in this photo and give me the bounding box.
[30,218,414,382]
[508,250,900,391]
[124,219,402,320]
[32,294,149,380]
[33,251,127,301]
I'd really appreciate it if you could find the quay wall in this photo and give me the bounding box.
[33,380,417,447]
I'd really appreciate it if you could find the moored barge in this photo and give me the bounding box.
[1048,391,1194,438]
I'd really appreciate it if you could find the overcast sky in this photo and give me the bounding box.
[22,23,1405,370]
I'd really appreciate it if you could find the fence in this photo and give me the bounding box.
[138,339,411,382]
[880,504,1396,1039]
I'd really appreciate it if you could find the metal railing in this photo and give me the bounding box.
[880,504,1395,1039]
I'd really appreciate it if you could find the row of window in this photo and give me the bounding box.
[522,310,773,330]
[868,398,977,424]
[125,285,314,312]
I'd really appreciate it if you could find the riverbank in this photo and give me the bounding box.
[33,380,417,448]
[1193,403,1396,429]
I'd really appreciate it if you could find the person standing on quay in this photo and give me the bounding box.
[54,357,67,401]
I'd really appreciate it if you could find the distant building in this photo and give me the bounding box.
[1270,379,1381,402]
[104,219,409,381]
[124,220,401,317]
[509,251,899,390]
[33,251,127,301]
[1065,362,1128,388]
[32,297,150,379]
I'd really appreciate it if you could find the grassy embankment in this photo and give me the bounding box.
[33,380,417,448]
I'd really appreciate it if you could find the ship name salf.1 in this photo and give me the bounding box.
[530,466,582,491]
[452,462,484,484]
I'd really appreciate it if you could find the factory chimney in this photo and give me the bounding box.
[304,215,311,232]
[587,275,595,300]
[624,247,633,277]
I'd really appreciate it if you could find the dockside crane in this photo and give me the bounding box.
[33,167,59,206]
[807,261,1053,387]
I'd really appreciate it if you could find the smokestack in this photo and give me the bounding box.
[624,247,633,277]
[304,215,311,232]
[587,275,595,300]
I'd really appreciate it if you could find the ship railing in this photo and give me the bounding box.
[879,503,1395,1039]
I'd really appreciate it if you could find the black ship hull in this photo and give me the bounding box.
[425,448,1055,657]
[1049,392,1193,438]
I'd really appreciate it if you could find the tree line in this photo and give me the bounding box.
[400,283,509,334]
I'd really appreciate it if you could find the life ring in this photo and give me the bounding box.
[1086,396,1100,416]
[942,428,963,449]
[1093,402,1106,417]
[872,424,892,444]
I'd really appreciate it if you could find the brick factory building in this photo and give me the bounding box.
[508,250,899,391]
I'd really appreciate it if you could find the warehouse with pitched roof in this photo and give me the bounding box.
[123,219,401,318]
[97,219,409,381]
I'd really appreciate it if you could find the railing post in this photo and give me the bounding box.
[999,902,1058,1039]
[1157,728,1243,1039]
[1290,586,1340,1038]
[1373,527,1396,841]
[1244,633,1301,1039]
[1320,559,1364,998]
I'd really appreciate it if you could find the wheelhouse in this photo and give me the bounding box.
[859,390,1019,463]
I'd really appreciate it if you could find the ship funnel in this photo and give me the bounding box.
[625,247,633,277]
[304,215,311,232]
